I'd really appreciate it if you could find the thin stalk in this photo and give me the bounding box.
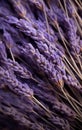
[74,0,82,10]
[67,94,82,107]
[31,76,40,83]
[55,21,82,79]
[64,56,82,80]
[66,90,82,107]
[32,96,50,114]
[64,59,75,78]
[69,0,82,25]
[61,88,82,118]
[75,116,82,122]
[24,16,31,23]
[9,48,15,62]
[17,56,40,83]
[58,0,65,13]
[70,98,82,118]
[63,0,69,18]
[64,59,82,95]
[42,0,50,34]
[76,55,82,71]
[78,0,82,6]
[75,11,82,26]
[72,103,82,116]
[66,54,82,78]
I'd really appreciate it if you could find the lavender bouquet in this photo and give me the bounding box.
[0,0,82,130]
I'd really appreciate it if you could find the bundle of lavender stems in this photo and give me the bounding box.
[0,0,82,130]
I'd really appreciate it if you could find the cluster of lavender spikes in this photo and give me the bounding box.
[0,0,82,130]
